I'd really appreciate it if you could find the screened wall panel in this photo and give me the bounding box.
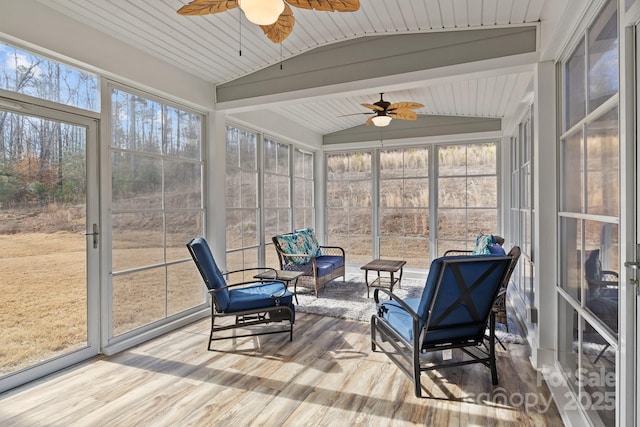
[110,87,204,338]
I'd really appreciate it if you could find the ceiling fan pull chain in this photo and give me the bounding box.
[280,43,283,70]
[239,9,242,56]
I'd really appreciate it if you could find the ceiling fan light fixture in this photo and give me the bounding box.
[371,115,392,127]
[238,0,285,25]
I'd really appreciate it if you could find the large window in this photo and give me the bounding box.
[379,147,430,268]
[294,148,314,230]
[326,151,373,265]
[510,109,535,307]
[436,143,498,255]
[0,42,99,112]
[263,137,291,269]
[325,142,499,268]
[226,125,260,271]
[225,125,314,272]
[558,1,618,424]
[110,87,204,337]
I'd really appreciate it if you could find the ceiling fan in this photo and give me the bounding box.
[177,0,360,43]
[357,93,424,127]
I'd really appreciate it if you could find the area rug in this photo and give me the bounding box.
[294,274,525,344]
[294,274,424,323]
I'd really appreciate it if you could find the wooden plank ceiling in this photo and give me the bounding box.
[41,0,550,135]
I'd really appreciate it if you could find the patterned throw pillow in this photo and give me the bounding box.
[275,228,322,264]
[275,234,305,265]
[472,233,494,255]
[296,228,321,257]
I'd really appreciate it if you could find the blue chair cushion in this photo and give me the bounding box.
[378,257,445,340]
[379,255,507,345]
[188,237,231,311]
[227,281,293,312]
[379,298,421,341]
[379,297,483,344]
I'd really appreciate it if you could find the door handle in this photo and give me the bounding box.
[84,224,99,249]
[624,261,640,270]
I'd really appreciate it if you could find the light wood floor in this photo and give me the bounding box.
[0,313,563,426]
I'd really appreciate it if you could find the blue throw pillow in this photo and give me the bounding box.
[488,244,506,255]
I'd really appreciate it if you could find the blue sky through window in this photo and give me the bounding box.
[0,43,99,112]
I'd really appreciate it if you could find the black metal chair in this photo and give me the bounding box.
[371,254,512,397]
[444,241,521,335]
[584,249,618,363]
[187,237,295,350]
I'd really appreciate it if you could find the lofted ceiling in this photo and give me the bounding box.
[40,0,561,137]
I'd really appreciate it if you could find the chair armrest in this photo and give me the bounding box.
[223,267,279,285]
[278,252,316,266]
[319,245,345,257]
[373,288,421,322]
[589,279,619,288]
[444,249,473,256]
[209,279,287,294]
[270,288,288,299]
[493,287,507,305]
[225,266,278,276]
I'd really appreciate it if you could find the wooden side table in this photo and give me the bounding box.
[360,259,407,298]
[253,270,304,304]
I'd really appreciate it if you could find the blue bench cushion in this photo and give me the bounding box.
[316,255,344,275]
[284,255,344,276]
[227,281,293,312]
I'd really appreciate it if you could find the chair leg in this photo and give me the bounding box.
[371,317,377,351]
[208,310,216,351]
[489,312,498,385]
[413,345,422,397]
[289,311,294,342]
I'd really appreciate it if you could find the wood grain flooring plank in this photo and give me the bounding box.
[0,313,565,426]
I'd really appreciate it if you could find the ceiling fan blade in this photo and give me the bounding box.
[260,4,295,43]
[177,0,237,15]
[361,103,384,111]
[338,112,372,117]
[365,116,374,126]
[389,110,418,120]
[285,0,360,12]
[388,101,424,111]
